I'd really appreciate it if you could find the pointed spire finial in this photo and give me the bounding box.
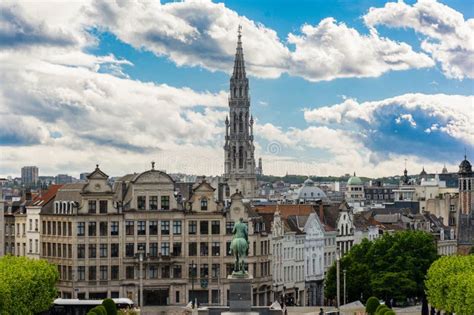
[96,164,99,169]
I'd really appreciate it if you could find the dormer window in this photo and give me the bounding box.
[137,196,146,210]
[200,198,208,211]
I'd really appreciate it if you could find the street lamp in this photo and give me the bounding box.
[343,269,347,305]
[336,247,340,313]
[137,248,145,309]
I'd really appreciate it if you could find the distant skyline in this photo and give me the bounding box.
[0,0,473,178]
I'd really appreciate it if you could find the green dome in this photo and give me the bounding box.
[347,174,362,185]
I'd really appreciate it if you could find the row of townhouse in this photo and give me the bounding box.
[2,165,273,307]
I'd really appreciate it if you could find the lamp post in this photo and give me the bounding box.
[336,247,340,313]
[137,248,145,309]
[343,269,347,305]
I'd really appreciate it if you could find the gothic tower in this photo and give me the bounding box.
[223,26,257,198]
[457,154,474,254]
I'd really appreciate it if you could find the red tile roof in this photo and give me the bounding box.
[33,185,63,206]
[254,204,316,219]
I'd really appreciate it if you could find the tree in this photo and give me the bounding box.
[0,255,59,314]
[383,311,396,315]
[325,231,438,305]
[375,304,389,315]
[425,255,474,314]
[366,296,380,315]
[102,298,118,315]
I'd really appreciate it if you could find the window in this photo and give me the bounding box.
[126,243,134,257]
[161,242,170,256]
[29,219,32,231]
[189,242,197,256]
[149,221,158,235]
[57,222,62,235]
[52,222,56,235]
[189,221,197,235]
[88,222,96,236]
[200,221,209,235]
[111,266,119,280]
[173,221,182,235]
[137,196,146,210]
[212,264,220,279]
[161,196,170,210]
[189,264,197,278]
[162,266,170,278]
[173,265,182,279]
[78,266,85,281]
[88,200,97,214]
[200,242,209,256]
[137,221,146,235]
[88,244,96,258]
[149,196,158,210]
[100,244,108,258]
[99,200,108,213]
[149,265,158,279]
[176,291,180,304]
[126,266,134,279]
[211,221,220,234]
[161,221,170,235]
[111,221,119,236]
[77,222,85,236]
[226,222,234,235]
[100,266,108,280]
[172,242,182,256]
[68,223,72,236]
[89,266,96,281]
[150,243,158,257]
[200,264,209,278]
[126,221,134,235]
[137,243,146,252]
[68,244,72,258]
[212,242,220,256]
[200,198,208,210]
[226,241,231,256]
[111,243,119,257]
[29,239,32,253]
[77,244,85,259]
[100,222,107,236]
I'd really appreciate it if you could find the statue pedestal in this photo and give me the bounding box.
[227,274,254,313]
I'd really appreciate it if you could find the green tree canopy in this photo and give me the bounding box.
[366,296,380,315]
[325,231,438,305]
[102,298,118,315]
[0,255,59,314]
[425,255,474,314]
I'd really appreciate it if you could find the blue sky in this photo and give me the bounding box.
[0,0,473,177]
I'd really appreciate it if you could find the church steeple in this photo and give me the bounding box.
[223,26,256,198]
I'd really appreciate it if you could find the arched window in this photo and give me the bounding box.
[239,146,244,168]
[239,112,243,132]
[200,198,208,211]
[233,87,237,97]
[239,86,242,97]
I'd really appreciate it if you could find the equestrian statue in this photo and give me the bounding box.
[230,217,249,275]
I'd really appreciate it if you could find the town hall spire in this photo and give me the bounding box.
[223,26,257,198]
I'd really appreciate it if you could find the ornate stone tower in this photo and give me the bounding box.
[224,26,257,198]
[457,154,474,254]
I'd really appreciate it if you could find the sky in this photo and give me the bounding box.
[0,0,473,178]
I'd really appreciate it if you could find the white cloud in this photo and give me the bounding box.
[395,114,417,127]
[364,0,474,79]
[304,93,474,145]
[85,0,434,81]
[287,18,434,81]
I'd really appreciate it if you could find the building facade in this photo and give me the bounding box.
[21,166,39,186]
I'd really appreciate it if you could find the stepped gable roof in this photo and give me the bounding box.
[254,204,315,219]
[32,185,63,206]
